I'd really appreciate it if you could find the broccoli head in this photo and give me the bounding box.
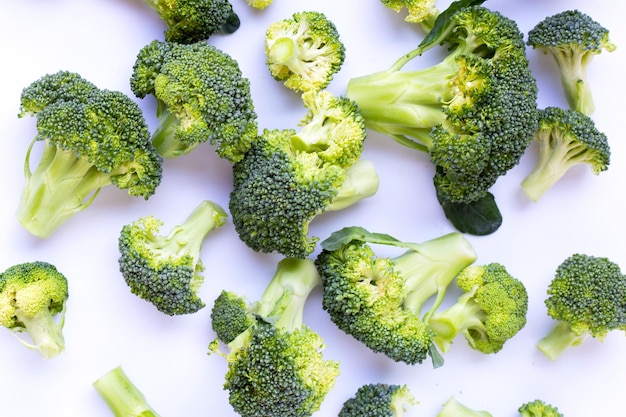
[527,9,616,115]
[245,0,272,10]
[265,11,346,93]
[118,200,228,315]
[536,253,626,360]
[518,400,564,417]
[229,90,379,258]
[379,0,439,27]
[209,258,340,417]
[315,226,477,367]
[0,261,69,359]
[338,383,417,417]
[429,263,528,354]
[16,71,163,238]
[138,0,240,44]
[93,366,161,417]
[131,40,258,161]
[437,397,493,417]
[520,106,610,202]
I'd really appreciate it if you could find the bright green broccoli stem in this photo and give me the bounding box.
[13,308,66,359]
[267,38,313,81]
[93,366,161,417]
[16,140,112,238]
[150,100,194,159]
[550,50,596,115]
[536,320,587,360]
[325,160,379,212]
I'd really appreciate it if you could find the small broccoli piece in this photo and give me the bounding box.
[518,400,564,417]
[429,263,528,354]
[16,71,163,238]
[0,261,69,359]
[118,200,227,315]
[379,0,439,27]
[338,383,417,417]
[520,106,610,202]
[245,0,272,10]
[137,0,240,44]
[265,11,346,93]
[315,226,477,367]
[93,366,161,417]
[209,258,340,417]
[527,9,616,115]
[437,397,493,417]
[131,40,258,161]
[229,90,379,258]
[536,253,626,360]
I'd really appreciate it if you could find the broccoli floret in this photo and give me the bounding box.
[429,263,528,354]
[16,71,163,238]
[209,258,340,417]
[245,0,272,10]
[137,0,240,44]
[437,397,493,417]
[130,40,258,161]
[0,261,69,359]
[518,400,564,417]
[314,226,477,367]
[93,366,161,417]
[229,90,379,258]
[527,9,616,115]
[346,3,538,234]
[536,253,626,360]
[265,11,346,93]
[379,0,439,27]
[117,200,228,315]
[520,106,610,202]
[338,383,417,417]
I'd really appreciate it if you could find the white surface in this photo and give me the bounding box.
[1,1,624,416]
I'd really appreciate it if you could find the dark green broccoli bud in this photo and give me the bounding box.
[0,261,69,359]
[229,90,378,258]
[16,71,163,238]
[315,226,477,367]
[518,399,564,417]
[210,290,255,344]
[138,0,240,44]
[265,11,346,93]
[118,200,227,315]
[429,263,528,354]
[209,258,339,417]
[520,106,610,202]
[437,396,493,417]
[527,9,616,115]
[536,253,626,360]
[93,366,161,417]
[338,383,417,417]
[130,40,258,162]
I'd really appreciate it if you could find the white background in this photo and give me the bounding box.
[1,0,624,416]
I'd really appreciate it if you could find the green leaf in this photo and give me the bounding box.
[437,191,502,236]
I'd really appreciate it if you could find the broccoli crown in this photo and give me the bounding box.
[346,5,538,204]
[265,11,346,92]
[338,383,416,417]
[118,200,227,315]
[379,0,439,24]
[437,396,493,417]
[143,0,240,44]
[430,263,528,354]
[245,0,272,10]
[17,71,163,238]
[131,40,258,161]
[315,226,477,366]
[521,106,610,201]
[0,261,69,358]
[93,366,161,417]
[518,399,563,417]
[210,290,255,344]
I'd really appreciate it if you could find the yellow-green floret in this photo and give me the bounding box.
[379,0,439,26]
[518,399,564,417]
[338,383,417,417]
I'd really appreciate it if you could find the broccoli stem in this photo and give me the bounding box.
[536,320,587,360]
[325,160,380,212]
[150,100,190,159]
[551,50,595,115]
[14,308,65,359]
[93,366,161,417]
[267,38,312,80]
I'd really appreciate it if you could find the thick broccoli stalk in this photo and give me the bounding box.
[209,258,340,417]
[139,0,240,44]
[229,90,379,258]
[536,253,626,360]
[0,261,69,359]
[379,0,439,27]
[16,71,163,238]
[265,11,346,93]
[93,366,161,417]
[346,4,537,235]
[131,40,258,161]
[437,397,493,417]
[315,226,477,367]
[118,200,227,315]
[520,106,610,202]
[338,383,416,417]
[429,263,528,354]
[518,399,563,417]
[527,9,616,115]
